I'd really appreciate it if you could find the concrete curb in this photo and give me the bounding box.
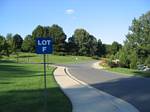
[54,66,140,112]
[92,61,104,69]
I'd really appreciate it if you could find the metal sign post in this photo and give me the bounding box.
[43,54,47,90]
[36,37,53,112]
[43,54,47,112]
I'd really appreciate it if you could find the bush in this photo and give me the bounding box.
[107,59,118,68]
[92,55,100,60]
[118,49,130,68]
[53,52,66,56]
[129,51,138,69]
[0,55,2,59]
[145,56,150,67]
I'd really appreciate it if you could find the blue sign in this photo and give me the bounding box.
[36,38,53,54]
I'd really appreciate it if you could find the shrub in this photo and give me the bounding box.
[107,59,118,68]
[92,55,100,60]
[53,52,66,56]
[129,51,138,69]
[118,49,130,68]
[145,56,150,67]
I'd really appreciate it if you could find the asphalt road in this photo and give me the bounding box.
[65,61,150,112]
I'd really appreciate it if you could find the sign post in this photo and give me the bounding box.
[36,37,53,112]
[43,54,47,90]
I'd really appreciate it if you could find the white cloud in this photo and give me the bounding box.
[65,9,75,15]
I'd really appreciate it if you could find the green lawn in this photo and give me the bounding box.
[0,60,72,112]
[2,52,94,64]
[105,67,150,77]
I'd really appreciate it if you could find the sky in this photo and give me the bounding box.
[0,0,150,44]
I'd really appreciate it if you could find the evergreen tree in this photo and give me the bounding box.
[22,35,35,52]
[124,11,150,67]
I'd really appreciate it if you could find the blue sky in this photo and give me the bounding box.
[0,0,149,44]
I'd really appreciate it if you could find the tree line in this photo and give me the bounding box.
[0,24,122,58]
[109,11,150,68]
[0,11,149,69]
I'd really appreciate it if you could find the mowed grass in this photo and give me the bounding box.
[3,53,94,64]
[0,60,72,112]
[106,67,150,77]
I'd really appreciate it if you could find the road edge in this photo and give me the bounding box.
[65,67,140,112]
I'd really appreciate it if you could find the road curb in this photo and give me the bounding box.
[92,61,104,69]
[65,68,139,112]
[54,66,140,112]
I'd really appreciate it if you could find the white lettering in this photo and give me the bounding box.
[42,40,47,45]
[38,39,51,46]
[47,40,51,45]
[38,40,42,45]
[42,47,47,52]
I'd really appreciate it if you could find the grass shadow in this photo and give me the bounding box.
[0,60,16,63]
[0,88,72,112]
[0,63,43,79]
[133,71,150,77]
[17,55,36,58]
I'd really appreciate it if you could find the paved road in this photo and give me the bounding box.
[64,61,150,112]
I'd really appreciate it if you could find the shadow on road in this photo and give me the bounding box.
[91,77,150,112]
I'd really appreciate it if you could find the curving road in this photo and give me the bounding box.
[64,61,150,112]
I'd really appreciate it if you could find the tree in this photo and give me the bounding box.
[32,25,46,38]
[144,56,150,67]
[0,35,5,55]
[48,24,66,54]
[22,35,35,52]
[6,33,13,54]
[111,41,122,55]
[129,51,138,69]
[71,28,97,56]
[12,34,23,63]
[96,39,106,56]
[12,34,23,52]
[104,44,111,57]
[32,24,67,54]
[118,48,130,68]
[67,36,78,55]
[124,11,150,67]
[87,35,97,56]
[0,35,9,57]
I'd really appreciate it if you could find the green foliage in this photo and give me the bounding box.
[0,35,5,53]
[125,11,150,67]
[107,60,116,68]
[96,39,106,56]
[49,24,66,53]
[1,24,108,57]
[32,24,66,53]
[113,11,150,69]
[129,51,138,69]
[12,34,23,52]
[104,44,112,56]
[107,55,119,68]
[70,29,98,56]
[22,35,35,52]
[118,49,130,68]
[145,56,150,67]
[6,33,13,54]
[32,25,48,38]
[92,55,100,60]
[0,35,10,57]
[67,36,78,55]
[73,29,91,55]
[111,41,122,55]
